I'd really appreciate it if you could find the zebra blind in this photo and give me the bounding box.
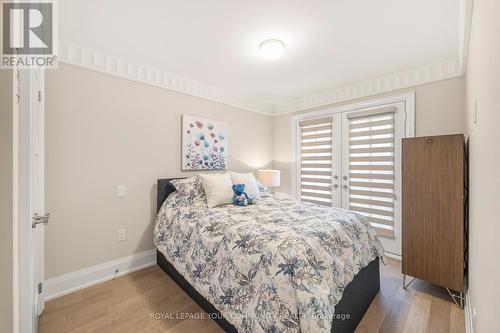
[347,108,396,238]
[299,117,333,206]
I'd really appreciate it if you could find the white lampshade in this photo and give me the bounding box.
[257,169,281,187]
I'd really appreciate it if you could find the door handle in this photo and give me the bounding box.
[332,184,339,189]
[32,213,50,228]
[343,185,349,190]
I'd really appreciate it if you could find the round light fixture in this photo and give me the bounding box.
[259,39,285,60]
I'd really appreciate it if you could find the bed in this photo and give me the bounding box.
[154,178,383,333]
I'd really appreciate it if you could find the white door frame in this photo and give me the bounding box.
[290,92,415,256]
[18,67,46,333]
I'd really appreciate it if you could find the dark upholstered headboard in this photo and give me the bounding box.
[157,178,185,212]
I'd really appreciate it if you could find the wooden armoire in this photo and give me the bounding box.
[402,134,466,297]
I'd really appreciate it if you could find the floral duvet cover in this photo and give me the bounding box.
[154,191,384,333]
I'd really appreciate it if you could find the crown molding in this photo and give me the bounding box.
[57,41,274,115]
[271,58,463,115]
[57,42,463,117]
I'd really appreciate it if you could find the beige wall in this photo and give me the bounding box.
[272,77,466,194]
[0,70,14,333]
[465,0,500,331]
[45,64,273,278]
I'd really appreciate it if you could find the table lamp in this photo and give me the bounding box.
[257,169,281,192]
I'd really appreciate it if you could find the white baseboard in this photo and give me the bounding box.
[384,252,402,260]
[44,249,157,301]
[465,290,474,333]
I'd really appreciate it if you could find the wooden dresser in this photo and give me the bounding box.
[402,134,466,296]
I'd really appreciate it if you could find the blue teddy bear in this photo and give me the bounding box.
[232,184,253,206]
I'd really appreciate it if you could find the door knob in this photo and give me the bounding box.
[32,213,50,228]
[343,185,349,190]
[332,184,339,189]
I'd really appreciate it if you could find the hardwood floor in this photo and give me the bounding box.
[39,258,465,333]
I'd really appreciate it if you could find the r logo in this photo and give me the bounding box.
[2,1,53,55]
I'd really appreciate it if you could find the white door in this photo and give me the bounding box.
[341,102,406,256]
[19,68,46,332]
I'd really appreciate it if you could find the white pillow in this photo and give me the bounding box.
[229,171,261,199]
[199,173,234,208]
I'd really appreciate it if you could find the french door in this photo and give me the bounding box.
[297,101,407,255]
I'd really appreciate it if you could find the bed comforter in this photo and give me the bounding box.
[154,191,384,333]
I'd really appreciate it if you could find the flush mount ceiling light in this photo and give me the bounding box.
[259,39,285,60]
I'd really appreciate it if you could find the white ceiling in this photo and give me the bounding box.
[60,0,461,112]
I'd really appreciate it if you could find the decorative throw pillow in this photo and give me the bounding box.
[170,177,203,200]
[199,173,234,208]
[229,171,261,199]
[256,180,272,198]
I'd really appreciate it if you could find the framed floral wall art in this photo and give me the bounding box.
[182,115,227,170]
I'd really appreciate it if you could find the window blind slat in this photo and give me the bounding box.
[349,146,394,154]
[301,177,331,184]
[350,137,394,145]
[302,198,331,206]
[350,119,393,129]
[349,173,394,180]
[301,141,332,147]
[350,197,394,208]
[349,164,393,171]
[301,163,332,171]
[349,206,394,218]
[368,217,395,227]
[302,148,332,154]
[350,189,394,198]
[349,128,393,137]
[302,125,332,133]
[301,170,331,176]
[301,191,331,199]
[301,184,332,191]
[372,226,395,239]
[301,133,332,140]
[301,155,332,161]
[349,181,394,189]
[349,156,393,162]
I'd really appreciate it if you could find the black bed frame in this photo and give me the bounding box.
[156,178,380,333]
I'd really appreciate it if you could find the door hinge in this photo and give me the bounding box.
[38,282,42,294]
[38,90,42,102]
